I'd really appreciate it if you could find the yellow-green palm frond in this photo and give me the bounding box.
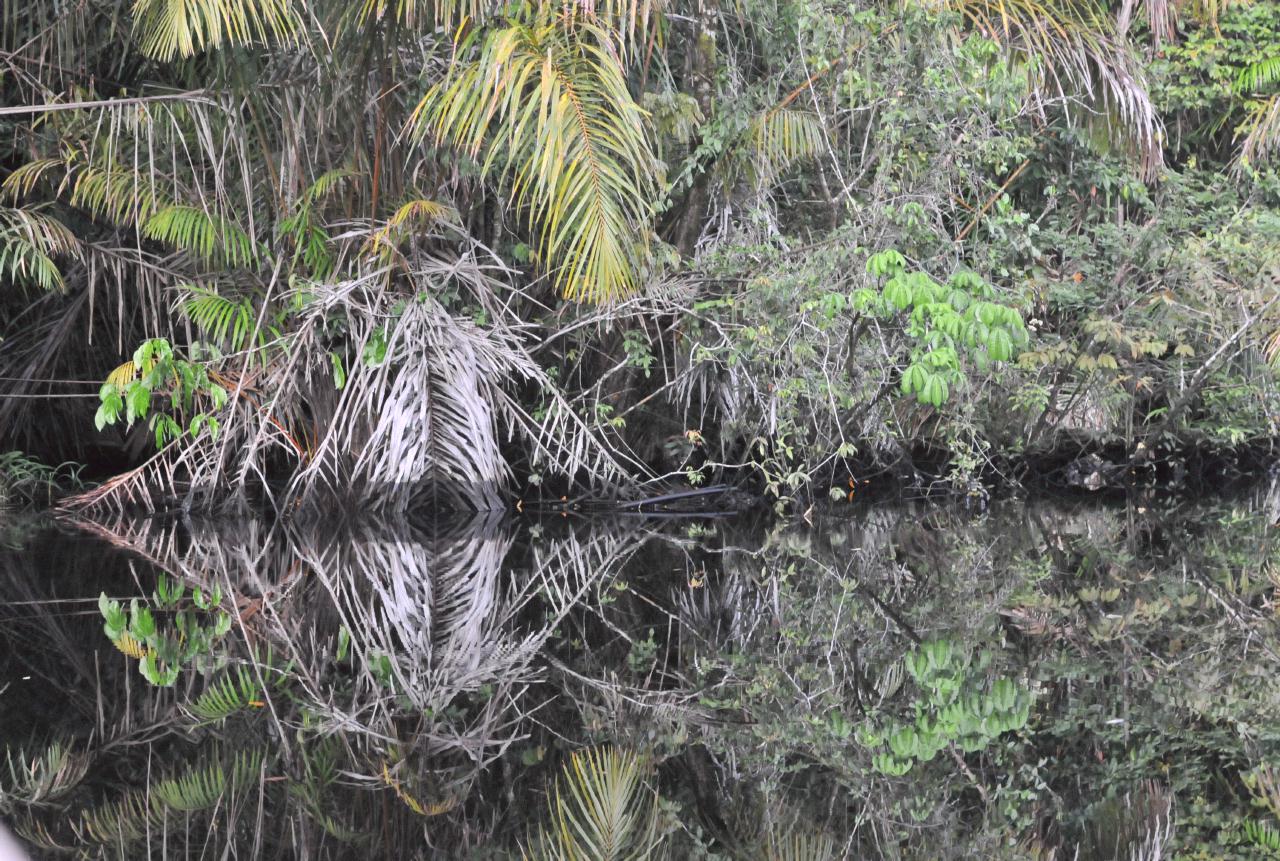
[750,108,825,184]
[1,159,65,202]
[944,0,1162,175]
[68,162,165,227]
[526,747,660,860]
[0,207,81,292]
[363,197,458,259]
[132,0,301,61]
[411,16,659,302]
[143,205,258,267]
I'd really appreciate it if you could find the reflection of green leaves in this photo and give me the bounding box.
[1,740,89,812]
[98,585,233,688]
[869,639,1032,776]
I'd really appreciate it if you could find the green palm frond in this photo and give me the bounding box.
[751,109,825,183]
[527,747,660,861]
[75,748,264,845]
[1238,57,1280,95]
[132,0,301,60]
[412,14,659,302]
[151,749,263,811]
[944,0,1162,173]
[0,207,81,292]
[185,663,264,722]
[144,205,258,267]
[298,168,360,209]
[68,162,165,227]
[1,740,90,812]
[77,788,159,845]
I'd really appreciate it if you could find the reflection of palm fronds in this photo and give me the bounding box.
[1,740,89,812]
[527,747,660,861]
[186,663,265,723]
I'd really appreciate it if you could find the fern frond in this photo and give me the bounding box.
[143,205,257,267]
[412,15,659,302]
[0,207,80,292]
[132,0,301,61]
[185,664,263,722]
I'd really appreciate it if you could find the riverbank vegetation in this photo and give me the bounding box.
[3,0,1280,510]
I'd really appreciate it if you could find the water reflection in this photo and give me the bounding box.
[2,485,1280,858]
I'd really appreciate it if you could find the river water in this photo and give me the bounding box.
[3,486,1280,858]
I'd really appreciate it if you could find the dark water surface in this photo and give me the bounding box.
[4,487,1280,859]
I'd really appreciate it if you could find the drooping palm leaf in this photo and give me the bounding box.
[750,109,825,184]
[946,0,1163,175]
[0,207,80,292]
[131,0,301,60]
[143,205,259,267]
[1240,94,1280,166]
[411,14,659,302]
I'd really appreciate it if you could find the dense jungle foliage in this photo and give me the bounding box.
[3,0,1280,509]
